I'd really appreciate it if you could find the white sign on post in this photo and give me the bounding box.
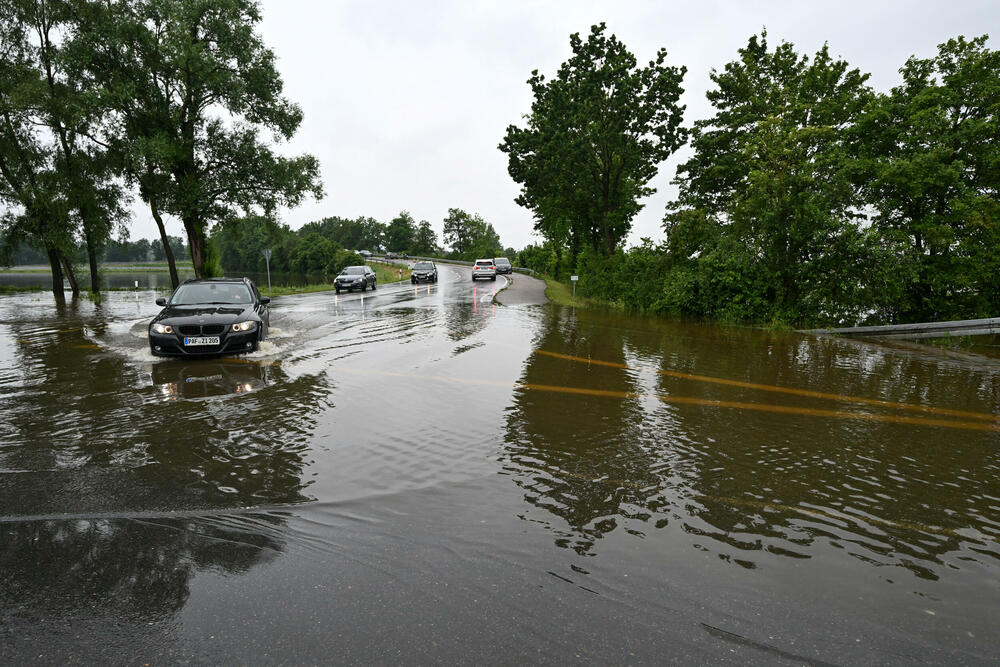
[570,275,578,298]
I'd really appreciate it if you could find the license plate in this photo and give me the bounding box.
[184,336,220,346]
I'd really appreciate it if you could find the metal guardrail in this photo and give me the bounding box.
[804,317,1000,340]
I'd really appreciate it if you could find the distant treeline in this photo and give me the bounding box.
[503,26,1000,326]
[2,234,189,266]
[211,209,511,276]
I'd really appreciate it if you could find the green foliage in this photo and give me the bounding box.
[324,249,364,277]
[664,31,874,325]
[72,0,323,278]
[288,233,340,275]
[385,211,416,253]
[858,35,1000,322]
[500,23,686,257]
[412,220,440,256]
[299,216,384,252]
[442,208,503,260]
[104,235,189,262]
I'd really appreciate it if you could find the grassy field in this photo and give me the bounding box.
[2,260,417,300]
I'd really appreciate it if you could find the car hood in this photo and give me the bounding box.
[336,274,365,280]
[153,304,251,325]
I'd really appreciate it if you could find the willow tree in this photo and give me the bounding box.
[500,23,686,258]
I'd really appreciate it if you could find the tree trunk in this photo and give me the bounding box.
[46,246,65,301]
[60,252,80,296]
[184,217,207,279]
[151,196,179,289]
[83,226,100,294]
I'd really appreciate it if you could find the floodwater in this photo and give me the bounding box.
[1,267,998,664]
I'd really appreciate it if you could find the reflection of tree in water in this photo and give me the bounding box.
[0,513,284,645]
[0,300,327,646]
[502,307,669,555]
[653,329,1000,579]
[1,307,329,516]
[502,307,1000,579]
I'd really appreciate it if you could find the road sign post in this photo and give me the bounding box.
[571,275,578,298]
[261,249,272,295]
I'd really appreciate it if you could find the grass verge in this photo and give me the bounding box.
[259,262,411,297]
[541,276,611,309]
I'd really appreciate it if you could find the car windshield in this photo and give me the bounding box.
[341,266,365,275]
[171,283,252,305]
[495,258,510,265]
[414,262,434,270]
[476,261,493,267]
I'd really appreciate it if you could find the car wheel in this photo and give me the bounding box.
[335,288,341,294]
[491,275,496,281]
[371,281,376,290]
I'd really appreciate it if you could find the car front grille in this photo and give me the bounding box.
[178,325,225,335]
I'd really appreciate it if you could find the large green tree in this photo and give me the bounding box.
[500,23,686,257]
[442,207,502,260]
[385,210,416,253]
[26,0,127,296]
[0,0,77,297]
[859,35,1000,322]
[75,0,322,279]
[411,219,439,256]
[665,32,875,324]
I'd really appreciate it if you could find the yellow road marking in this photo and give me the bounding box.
[340,368,1000,432]
[536,350,999,423]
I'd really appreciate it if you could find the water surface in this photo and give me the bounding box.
[1,268,998,663]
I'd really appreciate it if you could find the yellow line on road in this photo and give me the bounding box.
[522,383,1000,432]
[340,368,1000,432]
[536,349,999,423]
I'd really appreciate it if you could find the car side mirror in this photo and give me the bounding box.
[259,296,271,305]
[155,297,167,306]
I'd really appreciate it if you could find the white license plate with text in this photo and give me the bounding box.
[184,336,220,346]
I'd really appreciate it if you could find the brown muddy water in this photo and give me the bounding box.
[1,266,998,664]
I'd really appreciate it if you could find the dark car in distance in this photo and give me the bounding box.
[494,257,513,275]
[335,265,377,293]
[411,261,438,284]
[149,277,270,357]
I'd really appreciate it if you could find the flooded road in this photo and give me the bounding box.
[1,266,998,663]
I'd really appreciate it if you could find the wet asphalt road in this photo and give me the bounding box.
[1,264,999,664]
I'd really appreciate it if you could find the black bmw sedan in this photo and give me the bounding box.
[148,277,270,357]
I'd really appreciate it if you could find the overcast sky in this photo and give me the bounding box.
[136,0,997,251]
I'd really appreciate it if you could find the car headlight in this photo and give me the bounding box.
[151,323,173,334]
[232,321,257,332]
